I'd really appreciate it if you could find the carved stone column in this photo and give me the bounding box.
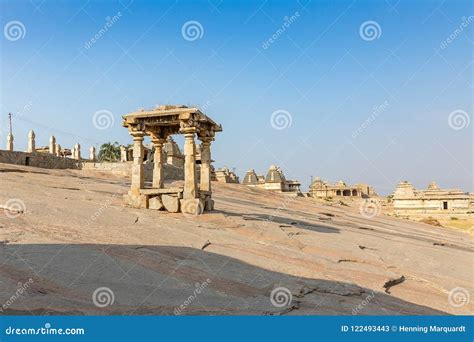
[120,145,127,162]
[6,133,13,151]
[151,137,166,188]
[75,143,81,160]
[49,136,56,154]
[89,146,96,161]
[130,131,145,195]
[182,129,197,199]
[27,130,35,153]
[198,135,213,193]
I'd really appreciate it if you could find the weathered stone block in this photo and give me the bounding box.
[162,194,180,213]
[123,193,148,209]
[180,198,204,215]
[149,196,164,210]
[204,197,214,211]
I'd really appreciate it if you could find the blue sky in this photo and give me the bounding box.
[1,0,472,194]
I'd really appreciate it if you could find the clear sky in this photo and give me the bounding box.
[1,0,472,194]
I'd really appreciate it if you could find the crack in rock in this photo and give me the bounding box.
[383,275,405,294]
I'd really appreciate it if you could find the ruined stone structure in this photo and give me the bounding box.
[82,161,184,181]
[308,177,377,199]
[214,167,239,183]
[120,136,186,169]
[1,130,97,168]
[392,181,472,215]
[163,136,184,167]
[122,105,222,214]
[0,149,79,169]
[243,166,301,194]
[120,144,151,162]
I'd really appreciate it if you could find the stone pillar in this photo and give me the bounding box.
[56,144,61,157]
[120,145,127,162]
[27,130,35,153]
[89,146,96,161]
[199,137,212,193]
[151,137,166,188]
[49,136,56,154]
[130,132,145,195]
[6,133,13,151]
[75,143,81,160]
[182,130,198,199]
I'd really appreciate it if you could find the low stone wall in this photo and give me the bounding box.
[0,149,79,169]
[82,161,184,181]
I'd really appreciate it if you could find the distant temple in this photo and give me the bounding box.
[243,165,301,194]
[214,167,239,183]
[392,181,472,215]
[308,177,377,199]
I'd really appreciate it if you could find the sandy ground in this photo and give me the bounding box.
[0,163,472,315]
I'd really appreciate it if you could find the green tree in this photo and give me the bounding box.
[98,142,121,162]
